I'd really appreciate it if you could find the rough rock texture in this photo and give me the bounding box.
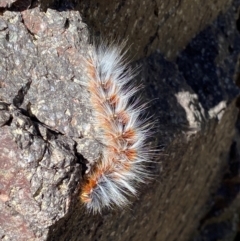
[0,0,16,8]
[0,7,91,241]
[0,0,239,241]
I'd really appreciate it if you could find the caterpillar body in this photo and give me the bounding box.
[80,43,152,213]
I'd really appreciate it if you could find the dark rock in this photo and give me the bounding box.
[77,0,233,60]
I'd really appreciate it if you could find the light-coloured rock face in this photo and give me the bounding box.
[0,0,17,8]
[0,0,240,241]
[0,8,90,241]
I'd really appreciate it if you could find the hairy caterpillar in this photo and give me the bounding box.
[80,42,153,213]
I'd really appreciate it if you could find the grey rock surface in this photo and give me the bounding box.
[0,0,239,241]
[0,0,17,8]
[0,7,94,241]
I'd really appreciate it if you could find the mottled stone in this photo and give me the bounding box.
[0,0,16,8]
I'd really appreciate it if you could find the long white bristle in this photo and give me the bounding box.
[80,42,154,213]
